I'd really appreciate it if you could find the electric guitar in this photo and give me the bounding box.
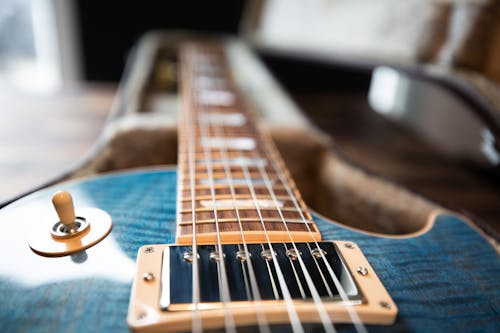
[0,38,498,333]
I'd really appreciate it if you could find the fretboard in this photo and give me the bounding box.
[176,43,321,245]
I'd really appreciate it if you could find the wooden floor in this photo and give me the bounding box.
[0,85,114,204]
[296,93,500,235]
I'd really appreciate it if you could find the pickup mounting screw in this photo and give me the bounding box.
[356,266,368,276]
[344,243,355,249]
[143,272,155,282]
[379,301,391,310]
[143,247,154,254]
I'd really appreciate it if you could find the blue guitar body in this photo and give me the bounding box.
[0,169,499,332]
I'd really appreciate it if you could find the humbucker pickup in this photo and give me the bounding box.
[128,241,397,332]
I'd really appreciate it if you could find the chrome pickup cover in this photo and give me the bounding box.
[128,241,397,332]
[161,242,361,310]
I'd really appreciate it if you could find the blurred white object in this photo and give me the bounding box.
[246,0,438,64]
[0,0,81,94]
[369,66,500,166]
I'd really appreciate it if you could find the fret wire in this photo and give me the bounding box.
[184,175,281,183]
[178,218,314,226]
[180,206,309,214]
[180,194,293,202]
[237,244,253,303]
[283,242,307,299]
[182,183,283,190]
[181,211,311,223]
[190,46,236,333]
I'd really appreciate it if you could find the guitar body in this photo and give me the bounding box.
[0,168,498,333]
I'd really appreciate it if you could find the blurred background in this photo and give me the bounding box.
[1,0,499,234]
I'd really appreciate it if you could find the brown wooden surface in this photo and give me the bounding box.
[295,92,500,234]
[0,85,114,204]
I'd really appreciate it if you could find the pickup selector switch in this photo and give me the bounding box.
[29,190,113,257]
[51,191,90,238]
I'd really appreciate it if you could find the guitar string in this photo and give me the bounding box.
[250,149,337,333]
[283,242,307,299]
[206,57,352,333]
[181,46,202,333]
[208,46,339,333]
[263,139,368,333]
[211,49,312,316]
[210,119,271,333]
[201,53,271,333]
[211,49,317,333]
[190,42,366,333]
[193,45,237,333]
[222,59,329,333]
[239,157,305,333]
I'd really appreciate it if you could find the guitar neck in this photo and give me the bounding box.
[176,42,321,245]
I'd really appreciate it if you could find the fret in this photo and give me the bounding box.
[193,129,257,136]
[186,173,279,183]
[178,218,313,226]
[190,200,284,210]
[181,168,275,179]
[180,208,310,223]
[181,181,280,190]
[180,171,279,182]
[181,187,290,198]
[196,178,276,186]
[179,220,314,233]
[177,221,315,241]
[179,206,306,214]
[189,151,264,160]
[187,199,303,210]
[180,131,260,140]
[188,163,270,173]
[176,43,321,244]
[179,194,294,205]
[178,145,264,156]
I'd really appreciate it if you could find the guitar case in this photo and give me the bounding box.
[61,30,498,248]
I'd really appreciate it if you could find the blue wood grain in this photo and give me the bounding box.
[0,169,498,332]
